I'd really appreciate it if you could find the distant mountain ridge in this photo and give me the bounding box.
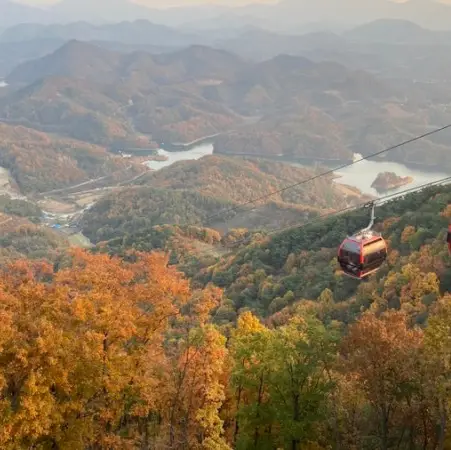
[344,18,451,44]
[0,0,47,30]
[0,20,202,48]
[3,18,451,72]
[3,0,451,32]
[5,40,247,86]
[1,40,246,145]
[243,0,451,31]
[2,38,451,172]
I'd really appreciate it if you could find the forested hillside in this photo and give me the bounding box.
[89,178,451,323]
[3,39,451,170]
[81,155,368,243]
[2,41,244,145]
[0,123,145,193]
[1,22,451,450]
[0,197,68,263]
[0,77,140,146]
[1,182,451,449]
[197,183,451,319]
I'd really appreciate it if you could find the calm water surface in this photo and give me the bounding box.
[144,143,214,170]
[333,154,450,197]
[145,145,450,197]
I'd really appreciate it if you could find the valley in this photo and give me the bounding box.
[1,11,451,449]
[0,36,450,246]
[4,137,446,254]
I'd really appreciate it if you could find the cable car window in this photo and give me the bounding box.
[364,250,386,265]
[342,240,360,253]
[339,249,360,266]
[363,239,386,256]
[363,240,387,267]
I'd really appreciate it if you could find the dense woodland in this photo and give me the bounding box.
[1,21,451,449]
[1,180,451,449]
[0,123,144,193]
[0,125,450,450]
[81,156,367,243]
[0,198,68,264]
[0,196,42,222]
[198,185,451,318]
[93,182,451,321]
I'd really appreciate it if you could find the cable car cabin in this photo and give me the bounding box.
[337,231,387,280]
[447,224,451,254]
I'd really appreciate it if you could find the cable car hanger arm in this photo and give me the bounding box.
[360,201,376,233]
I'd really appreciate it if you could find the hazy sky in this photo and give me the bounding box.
[14,0,451,7]
[16,0,277,6]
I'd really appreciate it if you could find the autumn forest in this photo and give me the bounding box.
[0,181,449,450]
[1,12,451,450]
[1,249,450,450]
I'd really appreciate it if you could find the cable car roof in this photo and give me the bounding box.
[347,230,382,243]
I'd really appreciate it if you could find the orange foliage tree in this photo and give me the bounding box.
[0,249,228,449]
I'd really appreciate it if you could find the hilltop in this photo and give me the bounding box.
[2,41,244,145]
[2,39,451,169]
[218,54,396,111]
[5,40,247,87]
[6,40,127,85]
[81,155,368,244]
[214,107,353,161]
[0,123,144,194]
[0,76,140,145]
[0,195,69,262]
[135,155,361,208]
[343,19,451,44]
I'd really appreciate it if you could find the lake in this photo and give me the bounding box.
[144,143,214,170]
[144,144,450,197]
[333,154,451,197]
[289,153,451,197]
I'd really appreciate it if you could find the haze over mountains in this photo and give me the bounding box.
[1,2,451,446]
[4,0,451,31]
[0,31,450,209]
[0,1,450,240]
[3,16,451,87]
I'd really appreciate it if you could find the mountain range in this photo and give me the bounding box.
[0,41,247,148]
[2,38,450,173]
[0,20,201,47]
[3,18,451,82]
[3,0,451,32]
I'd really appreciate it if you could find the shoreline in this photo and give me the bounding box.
[372,178,415,194]
[213,150,352,166]
[214,150,450,174]
[159,133,219,151]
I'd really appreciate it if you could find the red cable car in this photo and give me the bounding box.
[447,224,451,254]
[337,202,387,280]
